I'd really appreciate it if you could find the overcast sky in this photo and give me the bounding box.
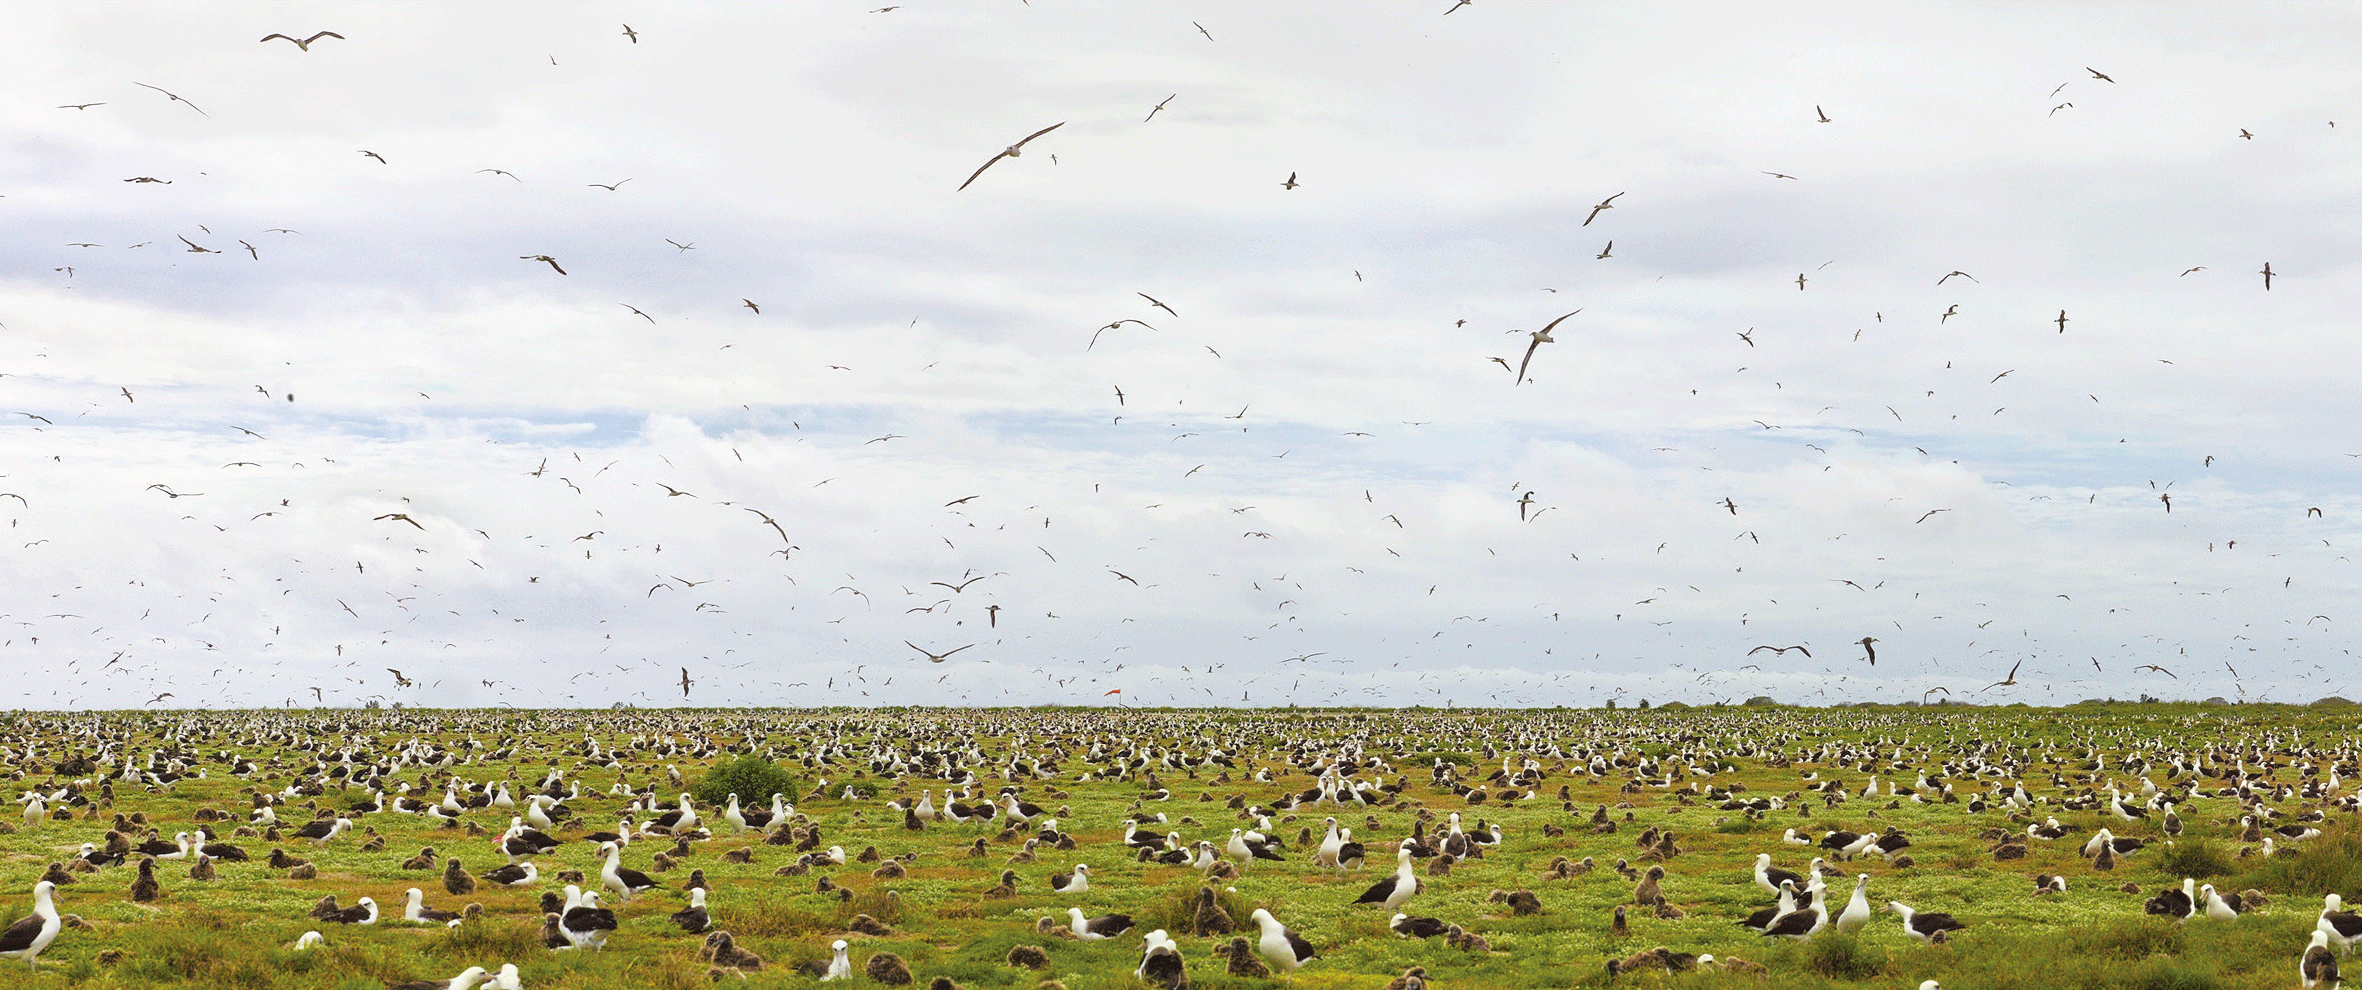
[4,2,2360,710]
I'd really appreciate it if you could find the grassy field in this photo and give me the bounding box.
[0,703,2351,989]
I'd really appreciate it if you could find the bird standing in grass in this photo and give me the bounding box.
[1252,908,1318,977]
[129,858,161,902]
[1888,900,1965,942]
[2304,929,2341,989]
[1136,929,1188,989]
[0,881,61,972]
[1355,845,1419,911]
[1834,874,1873,933]
[822,939,852,980]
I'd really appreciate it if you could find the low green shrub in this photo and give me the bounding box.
[1800,931,1885,980]
[691,754,799,808]
[2153,838,2234,880]
[2235,826,2362,897]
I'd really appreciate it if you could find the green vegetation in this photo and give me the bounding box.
[690,754,801,808]
[2154,838,2234,880]
[0,704,2354,990]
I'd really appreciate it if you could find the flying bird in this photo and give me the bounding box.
[2133,665,2176,679]
[1748,645,1810,657]
[1514,310,1580,385]
[587,179,632,191]
[741,300,760,314]
[1194,21,1213,40]
[2259,262,2274,289]
[359,150,387,164]
[1144,94,1175,122]
[374,513,425,530]
[1816,105,1831,123]
[2086,67,2113,82]
[622,24,639,43]
[261,31,343,50]
[742,507,793,548]
[1856,637,1877,665]
[1596,241,1613,259]
[57,103,105,109]
[178,235,219,254]
[1937,271,1977,284]
[1582,192,1623,226]
[521,255,566,275]
[1986,659,2022,690]
[477,168,519,181]
[1282,172,1299,190]
[387,668,413,687]
[680,668,693,696]
[1914,509,1950,524]
[621,304,655,324]
[132,82,207,116]
[2056,311,2069,333]
[1089,320,1156,351]
[958,122,1065,191]
[906,642,973,663]
[1138,293,1179,317]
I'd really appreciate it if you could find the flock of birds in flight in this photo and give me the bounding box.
[10,9,2348,713]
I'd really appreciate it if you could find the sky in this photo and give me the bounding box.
[3,2,2360,710]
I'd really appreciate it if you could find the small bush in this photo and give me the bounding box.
[1133,884,1257,935]
[1800,931,1885,980]
[2121,957,2221,990]
[691,755,799,809]
[716,898,834,938]
[2153,839,2234,879]
[2236,826,2362,897]
[425,915,546,961]
[2068,915,2186,961]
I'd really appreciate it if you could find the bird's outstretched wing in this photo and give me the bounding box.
[959,123,1064,190]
